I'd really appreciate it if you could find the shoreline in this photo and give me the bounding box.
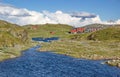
[39,39,120,68]
[39,50,120,68]
[0,45,120,68]
[0,38,120,68]
[0,42,38,62]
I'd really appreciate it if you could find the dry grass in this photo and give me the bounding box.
[0,41,38,61]
[39,39,120,60]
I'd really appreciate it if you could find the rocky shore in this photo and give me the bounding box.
[106,59,120,68]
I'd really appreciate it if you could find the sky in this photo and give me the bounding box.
[0,0,120,27]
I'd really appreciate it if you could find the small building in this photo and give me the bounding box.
[70,27,102,34]
[70,28,85,34]
[76,28,85,33]
[70,28,77,34]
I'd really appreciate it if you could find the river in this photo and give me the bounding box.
[0,37,120,77]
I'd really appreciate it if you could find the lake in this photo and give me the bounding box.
[32,37,59,42]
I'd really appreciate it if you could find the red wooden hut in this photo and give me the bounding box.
[70,29,77,34]
[70,27,85,34]
[76,28,85,33]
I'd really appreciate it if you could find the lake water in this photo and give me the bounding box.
[0,37,120,77]
[32,37,59,42]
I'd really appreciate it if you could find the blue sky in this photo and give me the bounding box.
[1,0,120,21]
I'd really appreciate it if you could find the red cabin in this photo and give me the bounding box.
[70,29,77,34]
[70,27,85,34]
[76,28,85,33]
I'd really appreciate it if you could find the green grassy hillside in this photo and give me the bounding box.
[23,24,73,38]
[0,20,31,61]
[68,25,120,41]
[87,26,120,41]
[0,20,28,48]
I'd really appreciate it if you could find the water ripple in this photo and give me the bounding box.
[0,46,120,77]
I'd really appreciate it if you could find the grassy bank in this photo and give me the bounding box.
[0,20,37,61]
[39,39,120,67]
[40,39,120,60]
[38,25,120,67]
[0,41,38,61]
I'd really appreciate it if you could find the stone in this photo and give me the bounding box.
[117,63,120,68]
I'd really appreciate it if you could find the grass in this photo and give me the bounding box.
[0,20,34,61]
[87,26,120,41]
[0,20,120,67]
[0,41,38,61]
[39,38,120,67]
[40,39,120,60]
[26,24,120,67]
[0,20,29,48]
[24,24,73,38]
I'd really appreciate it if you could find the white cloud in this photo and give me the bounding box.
[0,4,119,27]
[101,19,120,25]
[115,19,120,24]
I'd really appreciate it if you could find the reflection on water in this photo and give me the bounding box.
[0,46,120,77]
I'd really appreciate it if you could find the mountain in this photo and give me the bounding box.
[83,23,113,28]
[0,20,28,48]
